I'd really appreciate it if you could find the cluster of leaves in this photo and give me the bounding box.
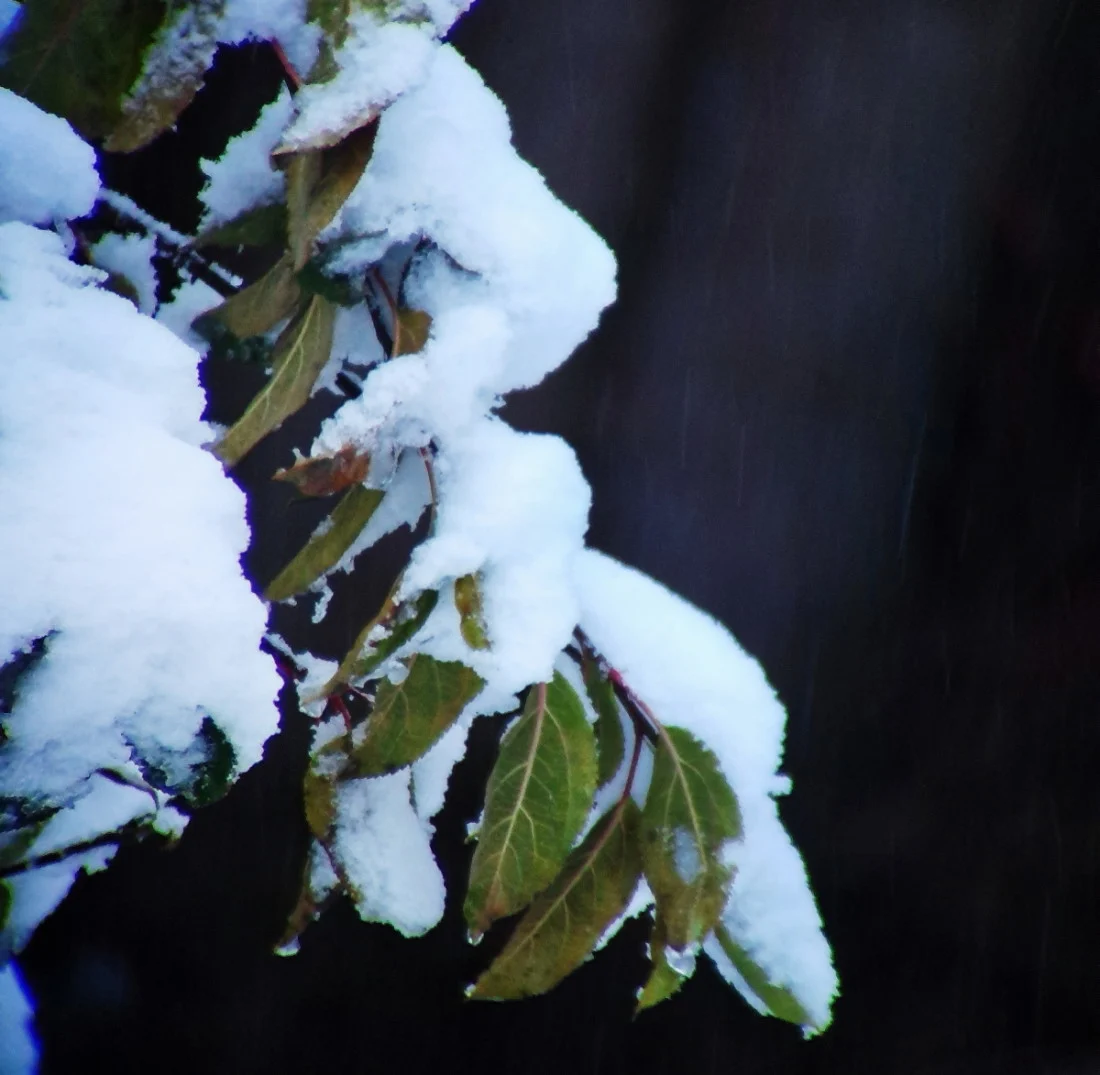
[0,0,826,1029]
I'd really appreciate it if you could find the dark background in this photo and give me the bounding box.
[18,0,1100,1071]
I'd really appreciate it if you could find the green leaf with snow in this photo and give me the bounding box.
[0,879,11,929]
[193,253,301,343]
[454,573,489,650]
[393,307,432,356]
[349,655,483,776]
[104,0,224,152]
[469,799,641,1000]
[712,923,814,1028]
[264,485,385,602]
[582,655,624,789]
[0,0,166,139]
[641,725,740,950]
[213,293,337,466]
[464,673,597,939]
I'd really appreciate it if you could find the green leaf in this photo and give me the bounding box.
[322,588,439,697]
[0,817,50,870]
[194,202,288,250]
[349,655,483,776]
[285,121,377,269]
[464,674,597,939]
[297,258,362,307]
[0,880,11,930]
[393,307,431,356]
[582,656,624,789]
[713,923,813,1027]
[0,0,167,140]
[469,800,642,1000]
[264,484,384,602]
[213,293,337,466]
[454,573,489,650]
[103,0,223,152]
[185,716,237,807]
[193,253,302,343]
[635,915,687,1013]
[641,725,740,950]
[303,768,338,841]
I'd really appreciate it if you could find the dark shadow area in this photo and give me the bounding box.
[17,1,1100,1072]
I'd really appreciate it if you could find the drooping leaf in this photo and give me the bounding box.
[274,445,371,498]
[635,914,688,1013]
[193,202,288,250]
[104,0,223,152]
[348,655,483,776]
[265,486,383,603]
[285,121,377,269]
[213,293,337,466]
[0,0,167,140]
[469,800,642,1000]
[192,253,301,343]
[454,573,489,650]
[184,716,237,807]
[713,923,813,1027]
[582,655,624,789]
[322,588,438,695]
[464,674,598,939]
[641,725,740,950]
[393,307,432,356]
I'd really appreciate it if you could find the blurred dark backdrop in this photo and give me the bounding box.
[18,0,1100,1072]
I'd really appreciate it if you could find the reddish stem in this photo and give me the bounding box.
[271,39,303,91]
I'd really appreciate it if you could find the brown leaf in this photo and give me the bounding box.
[274,445,371,498]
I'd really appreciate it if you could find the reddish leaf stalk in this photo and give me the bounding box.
[271,39,303,91]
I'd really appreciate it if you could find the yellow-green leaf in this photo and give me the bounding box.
[635,915,688,1013]
[713,923,814,1028]
[285,122,377,269]
[213,293,337,466]
[303,768,337,841]
[393,307,431,356]
[104,0,223,152]
[0,0,166,140]
[582,655,624,789]
[193,201,288,250]
[349,655,483,776]
[265,484,384,602]
[454,573,489,650]
[193,253,301,342]
[641,725,740,950]
[464,674,597,939]
[469,800,642,1000]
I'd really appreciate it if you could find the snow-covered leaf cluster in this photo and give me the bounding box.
[0,0,839,1051]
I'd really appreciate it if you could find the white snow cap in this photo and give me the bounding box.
[573,549,838,1031]
[0,88,99,224]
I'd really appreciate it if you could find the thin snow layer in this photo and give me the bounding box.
[573,549,838,1031]
[326,43,617,394]
[332,771,445,936]
[0,221,280,805]
[0,963,37,1075]
[218,0,320,77]
[90,231,159,314]
[156,274,224,347]
[0,88,98,225]
[198,88,293,228]
[279,3,475,152]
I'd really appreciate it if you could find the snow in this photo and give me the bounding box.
[0,962,37,1075]
[91,231,159,314]
[198,88,294,229]
[572,549,838,1031]
[219,0,320,77]
[331,770,445,936]
[156,274,225,347]
[0,88,98,225]
[0,210,279,954]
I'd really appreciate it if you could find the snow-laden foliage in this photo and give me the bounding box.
[0,0,838,1054]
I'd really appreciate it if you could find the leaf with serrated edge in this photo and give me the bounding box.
[349,655,483,776]
[104,0,223,152]
[454,573,489,650]
[213,294,337,466]
[713,923,813,1027]
[469,800,642,1000]
[582,655,624,789]
[635,915,687,1013]
[193,254,301,342]
[264,485,384,603]
[641,725,740,950]
[464,674,597,938]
